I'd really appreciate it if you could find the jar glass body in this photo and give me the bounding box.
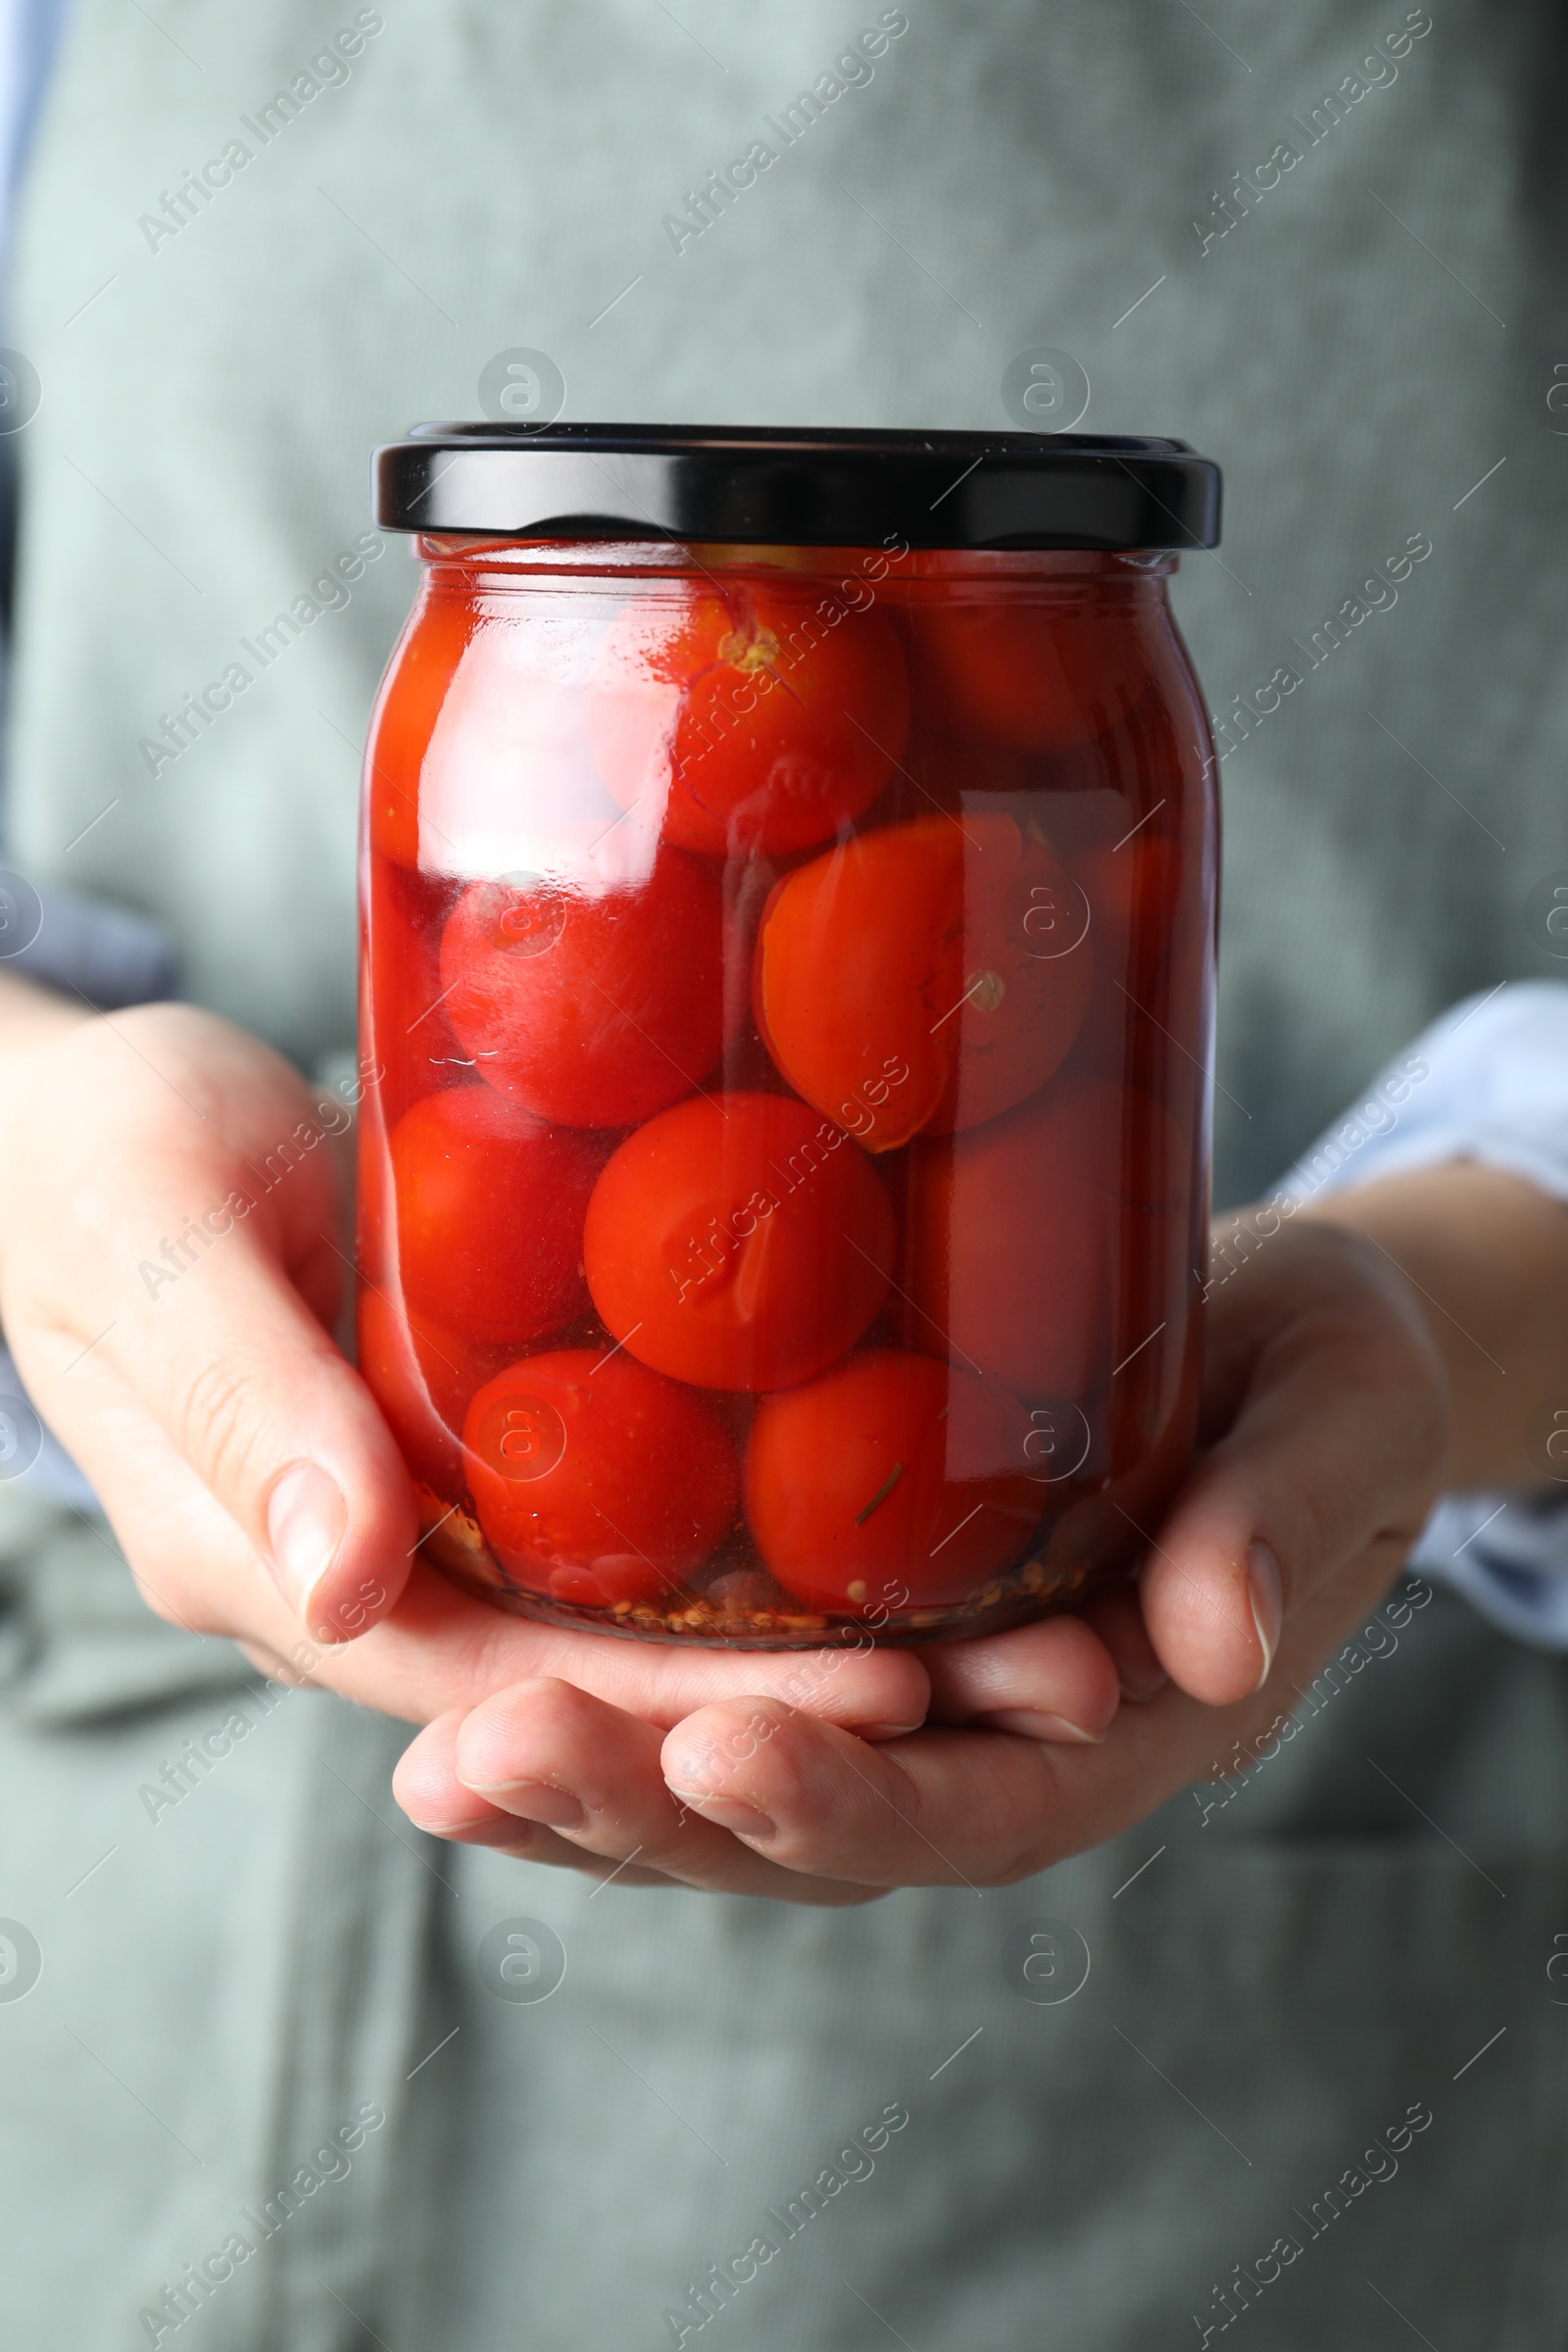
[357,537,1217,1646]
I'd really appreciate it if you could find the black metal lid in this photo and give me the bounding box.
[372,423,1221,552]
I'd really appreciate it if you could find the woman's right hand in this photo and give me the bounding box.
[0,991,419,1651]
[0,990,1124,1898]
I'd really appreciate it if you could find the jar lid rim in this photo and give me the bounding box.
[372,422,1222,552]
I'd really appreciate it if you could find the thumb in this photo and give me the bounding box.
[1138,1235,1447,1706]
[91,1221,416,1645]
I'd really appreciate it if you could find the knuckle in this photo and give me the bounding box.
[167,1349,274,1507]
[317,1574,388,1641]
[453,1612,547,1703]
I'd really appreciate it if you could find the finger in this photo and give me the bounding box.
[23,1246,416,1645]
[315,1562,932,1735]
[666,1631,1396,1888]
[418,1680,882,1904]
[921,1612,1122,1740]
[1136,1509,1278,1711]
[663,1689,1257,1887]
[663,1699,1073,1886]
[395,1706,545,1844]
[1140,1262,1444,1706]
[1077,1581,1169,1702]
[32,1348,312,1642]
[392,1709,680,1884]
[0,1037,374,1644]
[4,1016,414,1644]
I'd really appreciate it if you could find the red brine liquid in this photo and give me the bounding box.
[357,542,1217,1646]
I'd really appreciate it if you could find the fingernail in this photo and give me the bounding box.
[1119,1664,1170,1705]
[858,1720,924,1741]
[266,1461,347,1621]
[1248,1540,1283,1690]
[668,1790,776,1839]
[459,1779,585,1830]
[973,1708,1105,1744]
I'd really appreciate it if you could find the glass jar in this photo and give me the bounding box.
[358,425,1221,1646]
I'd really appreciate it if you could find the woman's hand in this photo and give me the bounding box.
[393,1209,1452,1897]
[0,992,1116,1876]
[0,997,415,1646]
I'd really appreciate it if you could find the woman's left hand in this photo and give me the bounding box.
[393,1210,1451,1899]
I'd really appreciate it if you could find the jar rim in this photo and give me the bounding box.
[372,422,1222,553]
[409,537,1180,588]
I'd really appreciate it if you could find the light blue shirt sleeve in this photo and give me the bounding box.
[0,0,178,1017]
[0,0,174,1509]
[1276,979,1568,1645]
[0,0,71,209]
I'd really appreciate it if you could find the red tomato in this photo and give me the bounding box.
[388,1086,606,1344]
[440,848,727,1128]
[357,1288,508,1494]
[582,580,909,855]
[583,1091,894,1392]
[744,1350,1041,1610]
[899,1077,1188,1396]
[909,600,1152,756]
[365,587,474,867]
[754,811,1093,1149]
[463,1348,738,1606]
[1075,829,1184,956]
[1067,822,1202,1099]
[361,858,469,1126]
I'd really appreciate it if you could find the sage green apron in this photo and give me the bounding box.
[3,5,1567,2345]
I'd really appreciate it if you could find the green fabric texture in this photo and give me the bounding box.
[1,2,1567,2345]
